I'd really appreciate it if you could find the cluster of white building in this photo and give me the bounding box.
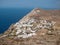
[11,18,56,38]
[12,18,36,38]
[37,20,56,29]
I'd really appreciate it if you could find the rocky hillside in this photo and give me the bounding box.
[0,8,60,45]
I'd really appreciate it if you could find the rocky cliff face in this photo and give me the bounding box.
[0,8,60,45]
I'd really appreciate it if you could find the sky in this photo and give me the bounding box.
[0,0,60,8]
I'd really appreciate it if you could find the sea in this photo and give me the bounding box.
[0,8,33,34]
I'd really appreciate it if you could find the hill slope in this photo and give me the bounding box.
[0,8,60,45]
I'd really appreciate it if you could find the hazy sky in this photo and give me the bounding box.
[0,0,60,8]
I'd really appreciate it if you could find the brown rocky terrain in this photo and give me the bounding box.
[0,8,60,45]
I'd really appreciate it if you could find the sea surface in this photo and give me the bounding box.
[0,8,33,33]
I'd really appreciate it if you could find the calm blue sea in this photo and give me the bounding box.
[0,8,33,33]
